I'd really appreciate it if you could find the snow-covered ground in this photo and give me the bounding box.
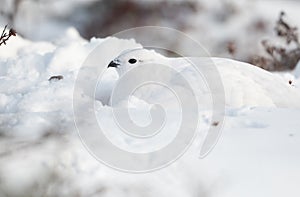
[0,26,300,196]
[1,0,300,196]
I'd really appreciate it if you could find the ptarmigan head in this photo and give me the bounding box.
[107,48,167,76]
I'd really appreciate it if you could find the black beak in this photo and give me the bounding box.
[107,60,120,68]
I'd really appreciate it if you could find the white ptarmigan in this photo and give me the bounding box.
[107,48,300,108]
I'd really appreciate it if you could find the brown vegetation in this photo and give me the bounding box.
[251,12,300,71]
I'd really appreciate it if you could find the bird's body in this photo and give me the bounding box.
[103,48,300,108]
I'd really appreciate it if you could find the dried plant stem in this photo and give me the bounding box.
[0,25,17,46]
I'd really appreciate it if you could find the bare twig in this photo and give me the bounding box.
[0,25,17,46]
[275,11,299,46]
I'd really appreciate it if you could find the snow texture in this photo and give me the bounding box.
[0,26,300,197]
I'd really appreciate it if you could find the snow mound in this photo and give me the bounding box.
[0,28,142,138]
[1,30,300,138]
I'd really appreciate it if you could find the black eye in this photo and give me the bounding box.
[128,58,137,64]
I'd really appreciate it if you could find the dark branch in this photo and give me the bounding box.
[0,25,17,46]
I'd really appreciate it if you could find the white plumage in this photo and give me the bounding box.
[101,48,300,108]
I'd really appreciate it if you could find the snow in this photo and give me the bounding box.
[1,0,300,194]
[0,27,300,196]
